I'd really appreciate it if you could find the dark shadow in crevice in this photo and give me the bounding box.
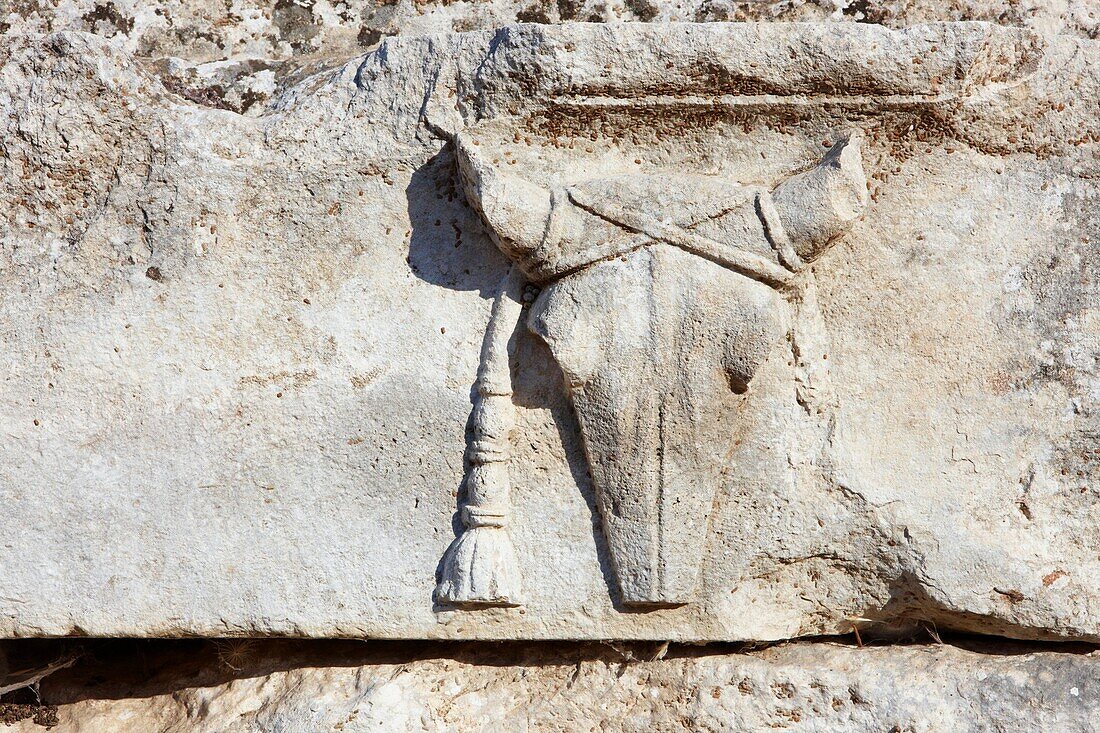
[2,631,1096,708]
[839,569,1100,655]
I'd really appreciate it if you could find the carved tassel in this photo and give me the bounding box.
[437,265,526,607]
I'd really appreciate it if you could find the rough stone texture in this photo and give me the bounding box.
[0,639,1095,732]
[1,2,1099,731]
[1,1,1096,114]
[2,1,1097,58]
[0,19,1098,642]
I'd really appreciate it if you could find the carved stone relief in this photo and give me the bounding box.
[438,128,869,607]
[1,21,1096,642]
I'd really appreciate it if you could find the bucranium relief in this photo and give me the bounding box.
[437,126,869,609]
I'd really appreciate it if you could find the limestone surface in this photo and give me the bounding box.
[5,640,1097,732]
[0,20,1098,642]
[2,1,1096,115]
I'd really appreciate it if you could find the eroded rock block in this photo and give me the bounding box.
[0,22,1096,642]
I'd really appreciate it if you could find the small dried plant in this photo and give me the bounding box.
[213,640,257,672]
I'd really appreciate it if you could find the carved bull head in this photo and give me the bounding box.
[437,130,868,608]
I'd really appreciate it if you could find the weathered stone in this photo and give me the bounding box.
[0,19,1097,644]
[5,640,1097,732]
[3,1,1097,115]
[3,1,1097,60]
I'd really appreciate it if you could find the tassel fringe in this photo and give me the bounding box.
[437,524,522,607]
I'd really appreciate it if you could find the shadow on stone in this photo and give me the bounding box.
[409,144,628,610]
[405,144,510,298]
[2,634,1096,708]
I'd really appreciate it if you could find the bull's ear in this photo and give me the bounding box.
[770,130,869,264]
[455,133,552,260]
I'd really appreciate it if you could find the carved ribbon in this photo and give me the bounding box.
[566,188,798,291]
